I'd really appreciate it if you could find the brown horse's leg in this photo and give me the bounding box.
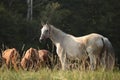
[12,60,18,71]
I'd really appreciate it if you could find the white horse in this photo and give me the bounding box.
[40,24,115,70]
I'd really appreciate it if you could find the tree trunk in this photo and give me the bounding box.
[27,0,33,20]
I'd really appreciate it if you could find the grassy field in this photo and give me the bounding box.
[0,68,120,80]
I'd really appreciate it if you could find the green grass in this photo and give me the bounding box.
[0,68,120,80]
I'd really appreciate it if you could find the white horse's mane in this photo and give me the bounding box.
[50,25,66,34]
[50,25,74,38]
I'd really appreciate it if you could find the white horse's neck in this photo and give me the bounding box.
[49,25,67,45]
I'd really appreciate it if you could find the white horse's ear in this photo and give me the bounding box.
[41,21,45,26]
[46,21,50,25]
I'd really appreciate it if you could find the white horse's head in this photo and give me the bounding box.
[39,24,51,41]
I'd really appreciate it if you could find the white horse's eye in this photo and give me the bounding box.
[46,30,48,32]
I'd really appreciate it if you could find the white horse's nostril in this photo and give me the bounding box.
[39,35,46,42]
[39,38,42,42]
[39,36,43,42]
[39,37,43,42]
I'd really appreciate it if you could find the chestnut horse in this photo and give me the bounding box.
[2,48,20,71]
[38,49,52,69]
[20,48,39,71]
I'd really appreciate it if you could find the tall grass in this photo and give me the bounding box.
[0,45,119,80]
[0,68,120,80]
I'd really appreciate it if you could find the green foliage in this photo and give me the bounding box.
[40,2,72,25]
[0,0,120,65]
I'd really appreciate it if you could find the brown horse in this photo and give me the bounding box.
[20,48,39,71]
[2,48,20,71]
[38,50,52,69]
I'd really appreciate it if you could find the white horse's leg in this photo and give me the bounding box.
[59,51,66,70]
[88,54,96,70]
[87,47,97,70]
[100,51,107,70]
[56,45,66,70]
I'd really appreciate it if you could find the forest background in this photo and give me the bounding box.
[0,0,120,67]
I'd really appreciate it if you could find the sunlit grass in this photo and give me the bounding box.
[0,68,120,80]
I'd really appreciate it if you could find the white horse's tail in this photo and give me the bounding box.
[102,37,115,70]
